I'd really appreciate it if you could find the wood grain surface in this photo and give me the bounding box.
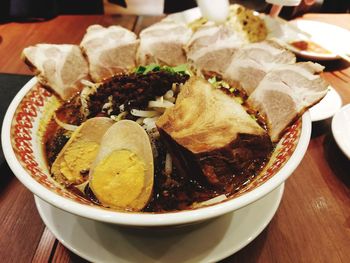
[0,13,349,263]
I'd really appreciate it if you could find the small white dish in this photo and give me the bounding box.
[332,104,350,159]
[35,183,284,263]
[263,18,350,61]
[309,86,342,122]
[286,20,350,61]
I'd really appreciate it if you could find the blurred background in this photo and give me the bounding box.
[0,0,349,22]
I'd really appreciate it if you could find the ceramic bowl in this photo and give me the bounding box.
[2,77,311,227]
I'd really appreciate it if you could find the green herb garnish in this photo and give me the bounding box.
[208,77,230,90]
[208,76,217,85]
[143,63,161,74]
[134,64,190,76]
[234,96,244,104]
[250,114,258,121]
[134,65,146,74]
[171,64,188,73]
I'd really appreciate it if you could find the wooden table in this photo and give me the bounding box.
[0,13,349,263]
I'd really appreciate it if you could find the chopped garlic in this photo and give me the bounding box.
[191,195,228,208]
[110,111,128,122]
[164,90,174,99]
[131,109,159,118]
[148,100,174,108]
[53,113,78,131]
[165,153,172,177]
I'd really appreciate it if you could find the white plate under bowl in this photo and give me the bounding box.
[35,183,284,263]
[309,86,342,122]
[332,104,350,159]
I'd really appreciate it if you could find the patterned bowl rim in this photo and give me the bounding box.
[1,77,311,226]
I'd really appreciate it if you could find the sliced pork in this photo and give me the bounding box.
[157,77,272,193]
[80,25,139,82]
[185,23,247,76]
[223,41,296,96]
[247,62,328,142]
[22,44,89,101]
[138,18,192,66]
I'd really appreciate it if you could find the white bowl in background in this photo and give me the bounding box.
[332,104,350,159]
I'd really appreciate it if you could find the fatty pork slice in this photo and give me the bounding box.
[22,44,89,101]
[138,18,192,66]
[185,23,247,76]
[80,25,139,82]
[223,41,296,96]
[156,77,273,194]
[247,62,328,142]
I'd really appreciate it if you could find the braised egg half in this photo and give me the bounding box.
[51,117,114,186]
[89,120,154,211]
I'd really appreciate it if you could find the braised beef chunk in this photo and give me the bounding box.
[157,77,273,197]
[145,129,272,212]
[144,129,219,212]
[55,94,84,125]
[196,133,272,192]
[156,129,272,203]
[88,71,189,117]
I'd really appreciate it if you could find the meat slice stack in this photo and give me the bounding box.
[223,40,296,96]
[247,62,328,142]
[80,25,139,82]
[156,77,273,193]
[185,23,247,76]
[22,44,89,101]
[138,18,192,66]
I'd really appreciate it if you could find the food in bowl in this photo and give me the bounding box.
[44,68,277,212]
[7,5,328,219]
[41,62,326,212]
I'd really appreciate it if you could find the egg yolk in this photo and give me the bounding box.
[55,141,99,184]
[90,150,146,210]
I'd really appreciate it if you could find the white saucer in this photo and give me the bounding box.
[332,104,350,159]
[35,184,284,263]
[287,20,350,61]
[309,86,342,122]
[264,18,350,61]
[291,19,350,60]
